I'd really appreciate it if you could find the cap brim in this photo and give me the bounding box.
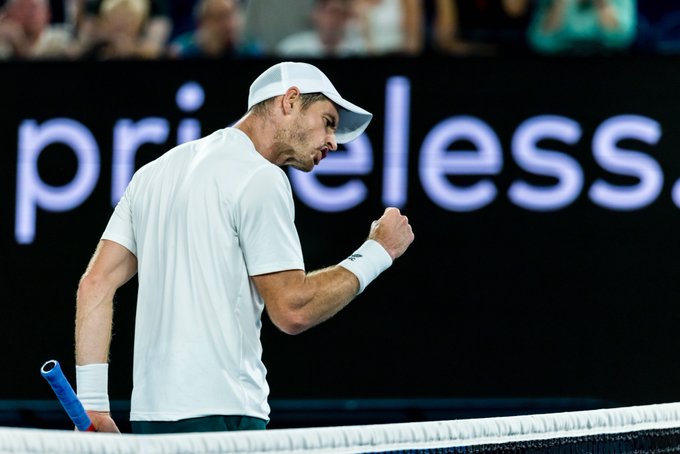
[324,92,373,144]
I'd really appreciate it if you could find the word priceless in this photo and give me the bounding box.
[14,79,674,244]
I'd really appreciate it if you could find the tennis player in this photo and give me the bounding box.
[74,61,414,434]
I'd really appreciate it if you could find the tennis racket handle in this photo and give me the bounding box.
[41,360,96,432]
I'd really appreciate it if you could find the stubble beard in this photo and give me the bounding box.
[275,121,315,172]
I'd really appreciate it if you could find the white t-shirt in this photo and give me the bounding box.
[276,30,367,57]
[361,0,406,55]
[102,127,305,422]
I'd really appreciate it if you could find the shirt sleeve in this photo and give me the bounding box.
[101,179,137,256]
[237,165,305,276]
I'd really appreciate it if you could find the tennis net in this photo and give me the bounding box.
[1,401,680,453]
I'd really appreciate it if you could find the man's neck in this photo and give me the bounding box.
[234,113,280,164]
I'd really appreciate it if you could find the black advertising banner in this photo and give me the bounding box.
[2,57,680,407]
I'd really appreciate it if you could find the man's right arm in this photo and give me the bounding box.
[75,239,137,432]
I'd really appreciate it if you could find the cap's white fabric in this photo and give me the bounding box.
[248,61,372,144]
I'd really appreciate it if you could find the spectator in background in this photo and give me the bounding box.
[527,0,636,54]
[276,0,367,58]
[75,0,150,58]
[429,0,532,56]
[243,0,314,55]
[0,0,76,58]
[352,0,424,56]
[63,0,86,32]
[76,0,170,59]
[168,0,262,58]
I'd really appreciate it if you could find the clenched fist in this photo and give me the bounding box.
[368,207,414,261]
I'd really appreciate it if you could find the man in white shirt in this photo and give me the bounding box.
[74,61,414,434]
[276,0,367,57]
[0,0,76,59]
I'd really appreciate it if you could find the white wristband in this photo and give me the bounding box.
[339,240,393,294]
[76,363,110,412]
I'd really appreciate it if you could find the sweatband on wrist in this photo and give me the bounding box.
[76,363,110,412]
[339,239,393,294]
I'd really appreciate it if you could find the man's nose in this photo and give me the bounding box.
[327,134,337,151]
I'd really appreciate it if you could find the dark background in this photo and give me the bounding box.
[2,56,680,430]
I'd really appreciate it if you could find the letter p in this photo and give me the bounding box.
[16,119,100,244]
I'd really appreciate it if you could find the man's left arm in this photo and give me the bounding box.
[253,207,414,335]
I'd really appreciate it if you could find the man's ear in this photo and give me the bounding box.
[282,86,301,114]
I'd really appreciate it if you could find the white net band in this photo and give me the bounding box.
[2,401,680,453]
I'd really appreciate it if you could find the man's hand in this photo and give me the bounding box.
[82,410,120,433]
[369,207,415,261]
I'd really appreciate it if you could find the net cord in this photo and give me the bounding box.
[2,401,680,454]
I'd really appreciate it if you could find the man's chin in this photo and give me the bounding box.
[289,162,315,172]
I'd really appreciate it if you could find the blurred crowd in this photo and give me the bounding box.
[0,0,676,60]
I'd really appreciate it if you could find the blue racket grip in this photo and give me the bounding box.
[41,360,95,432]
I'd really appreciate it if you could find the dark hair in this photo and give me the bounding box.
[249,92,330,116]
[299,92,329,110]
[248,97,275,117]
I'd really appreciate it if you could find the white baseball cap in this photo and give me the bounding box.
[247,61,373,144]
